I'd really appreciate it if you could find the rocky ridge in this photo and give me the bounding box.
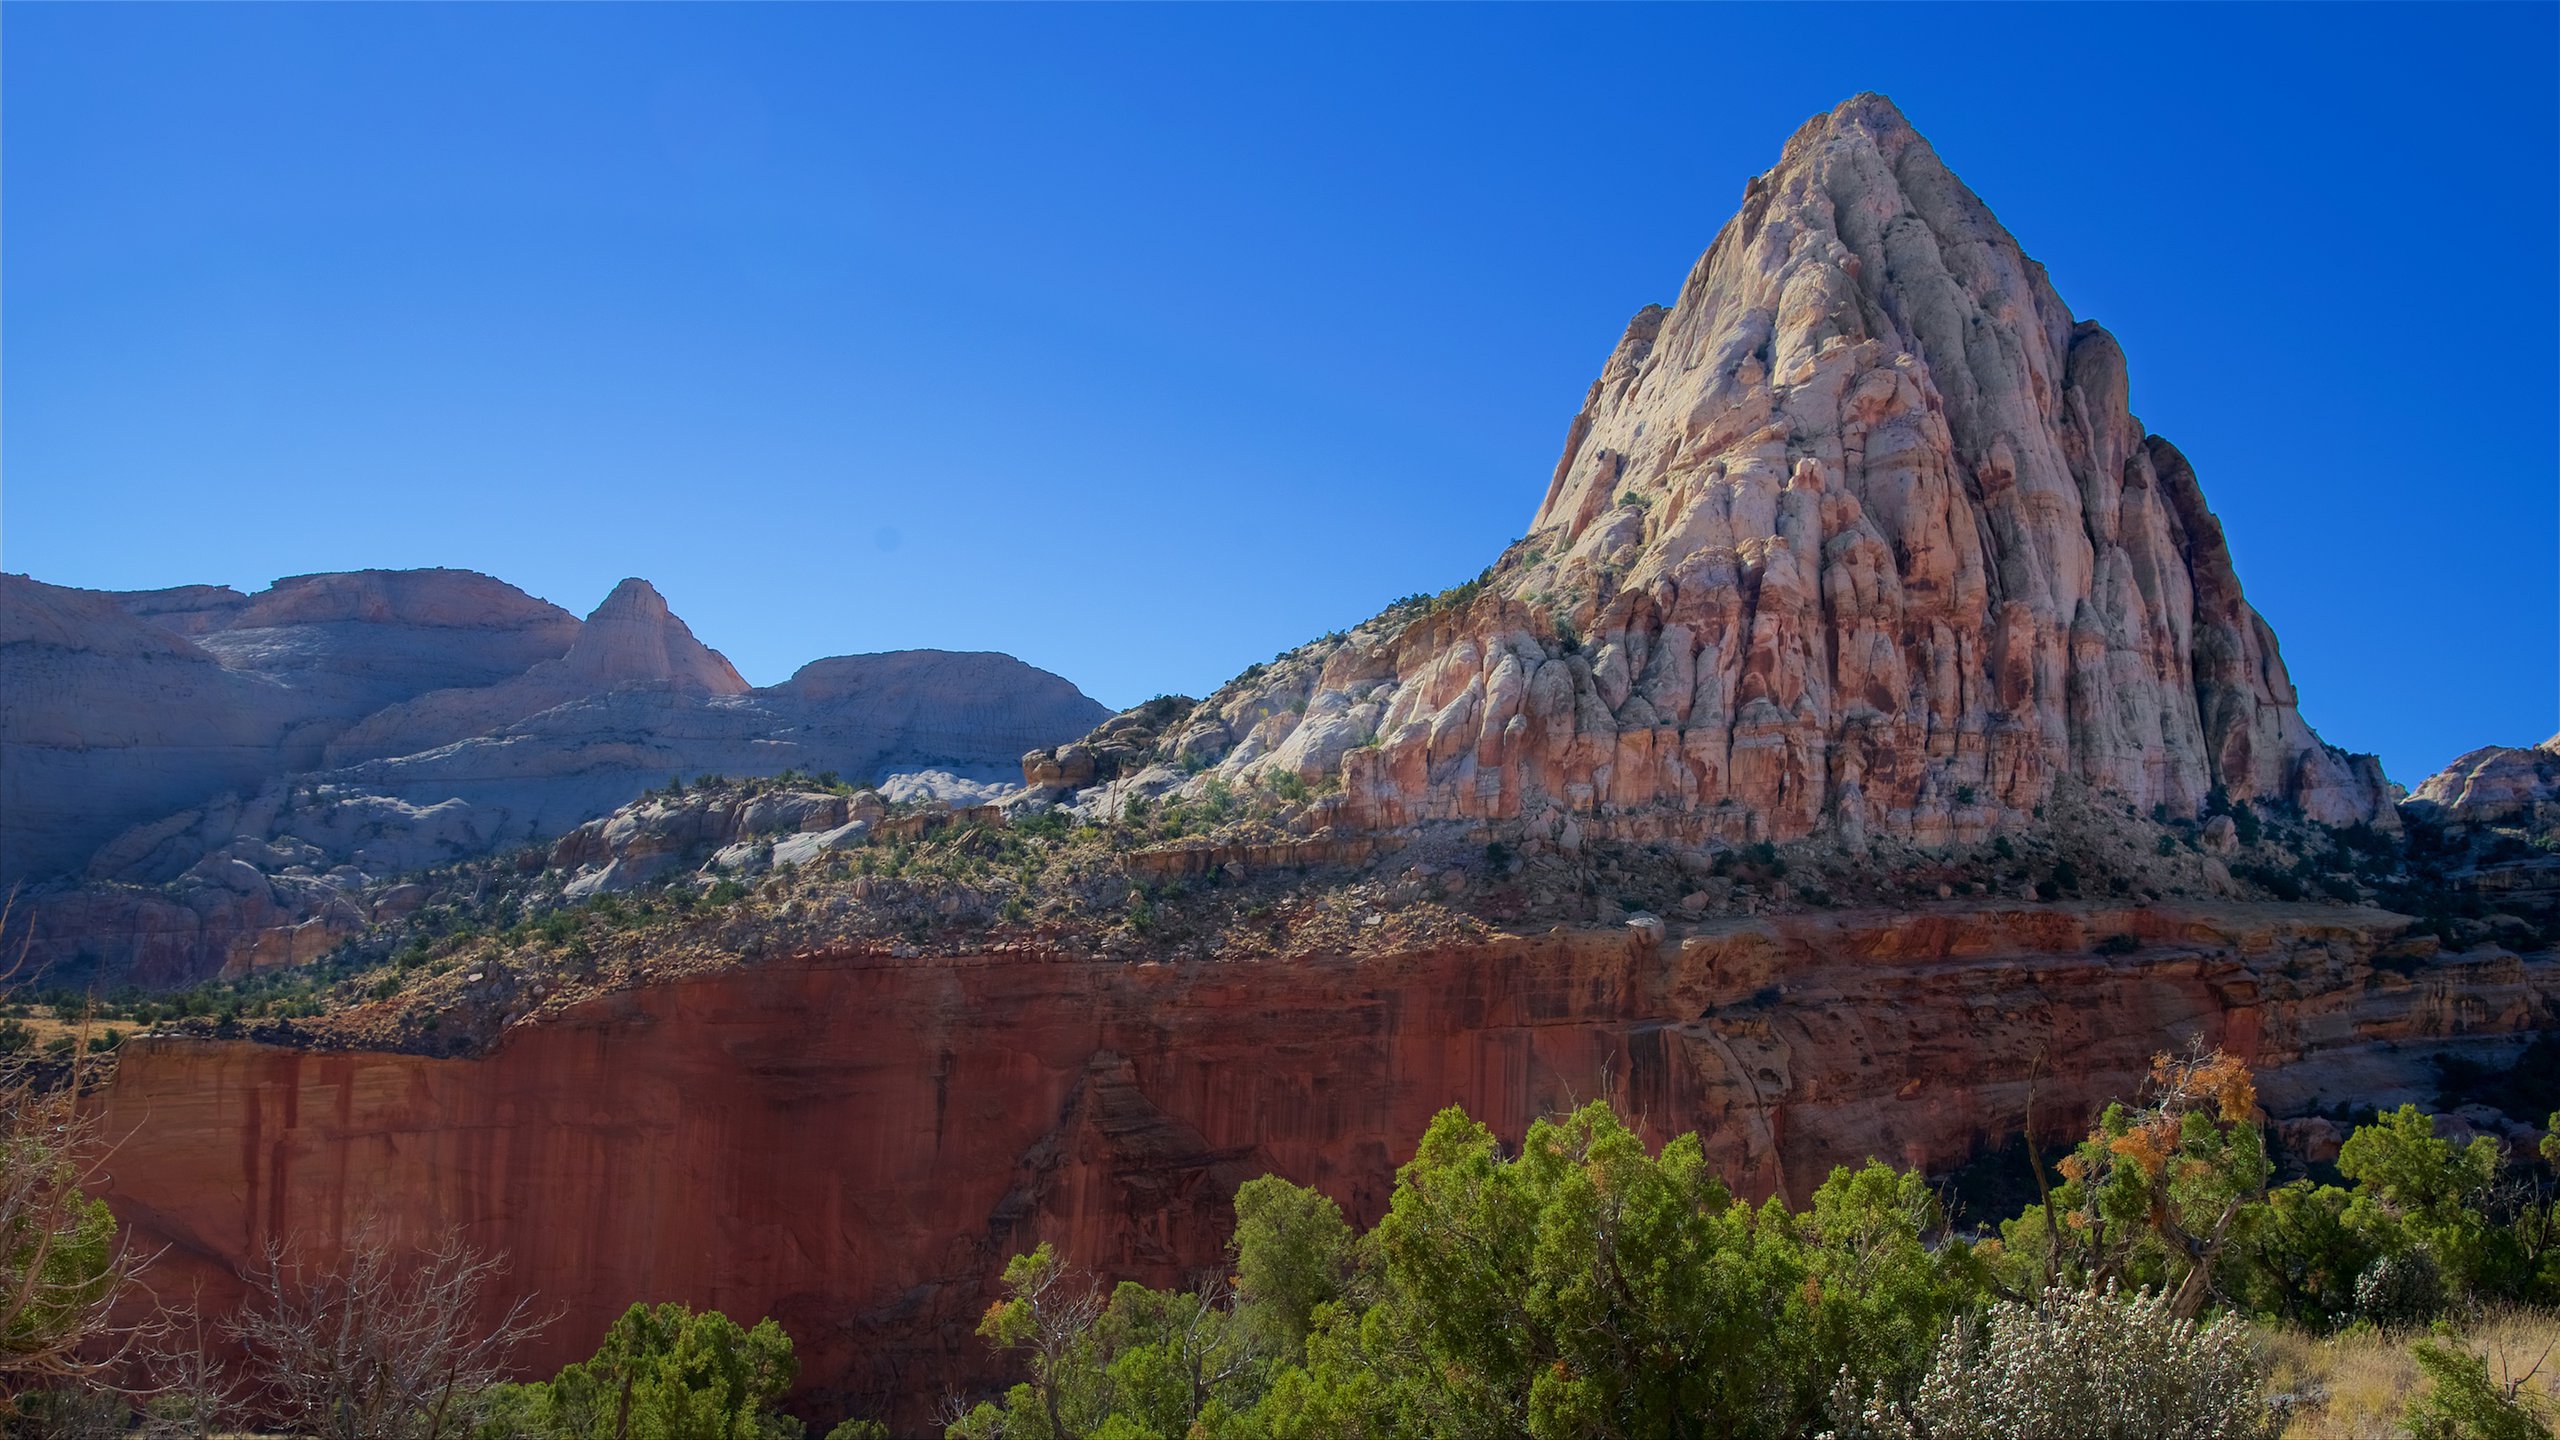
[1024,94,2392,854]
[0,569,1105,987]
[2399,734,2560,950]
[2408,735,2560,832]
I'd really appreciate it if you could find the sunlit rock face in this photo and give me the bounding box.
[2407,736,2560,833]
[93,906,2551,1427]
[1143,94,2389,849]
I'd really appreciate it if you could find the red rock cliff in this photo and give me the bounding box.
[94,905,2549,1424]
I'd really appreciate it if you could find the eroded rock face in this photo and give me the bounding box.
[176,569,584,724]
[2408,736,2560,832]
[549,784,890,896]
[1126,95,2389,849]
[320,577,745,765]
[93,905,2552,1426]
[1,575,327,884]
[1,569,585,886]
[4,570,1105,986]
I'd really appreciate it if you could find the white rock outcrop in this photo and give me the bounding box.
[1109,94,2392,847]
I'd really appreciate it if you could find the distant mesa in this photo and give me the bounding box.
[0,566,1105,986]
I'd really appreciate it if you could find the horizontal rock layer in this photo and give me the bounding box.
[94,904,2550,1426]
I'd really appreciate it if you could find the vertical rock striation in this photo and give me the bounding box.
[90,909,2555,1427]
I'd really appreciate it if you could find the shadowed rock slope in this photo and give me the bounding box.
[1,569,1104,986]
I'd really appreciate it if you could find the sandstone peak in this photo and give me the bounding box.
[563,577,749,695]
[1053,95,2393,848]
[776,649,1082,705]
[593,575,674,620]
[316,577,748,765]
[2,573,214,662]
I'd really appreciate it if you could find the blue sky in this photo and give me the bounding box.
[6,3,2553,787]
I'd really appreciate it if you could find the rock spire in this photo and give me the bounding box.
[1100,93,2392,845]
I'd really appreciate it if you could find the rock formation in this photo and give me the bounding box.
[2400,737,2560,941]
[2407,735,2560,833]
[94,907,2555,1427]
[2,571,1105,986]
[1,568,589,884]
[1,576,326,884]
[319,578,747,764]
[1035,94,2392,850]
[165,568,586,725]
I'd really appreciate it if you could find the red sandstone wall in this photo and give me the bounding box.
[90,906,2549,1424]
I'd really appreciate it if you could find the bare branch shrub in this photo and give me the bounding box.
[128,1291,244,1440]
[228,1224,548,1440]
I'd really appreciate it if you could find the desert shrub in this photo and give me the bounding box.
[1992,1048,2269,1307]
[2233,802,2264,848]
[2403,1334,2556,1440]
[11,1385,128,1440]
[947,1058,2560,1438]
[962,1105,1980,1440]
[1825,1283,2273,1440]
[947,1244,1259,1440]
[2338,1105,2508,1301]
[230,1228,545,1440]
[2358,1250,2449,1327]
[519,1301,800,1440]
[2268,1309,2560,1438]
[1226,1174,1349,1365]
[2234,1179,2377,1326]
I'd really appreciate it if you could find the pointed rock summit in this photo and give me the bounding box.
[321,577,747,764]
[1077,94,2392,845]
[559,578,749,695]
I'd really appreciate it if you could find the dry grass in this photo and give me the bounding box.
[2263,1308,2560,1438]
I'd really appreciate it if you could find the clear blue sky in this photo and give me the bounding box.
[6,4,2553,788]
